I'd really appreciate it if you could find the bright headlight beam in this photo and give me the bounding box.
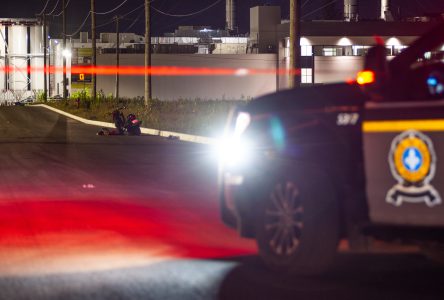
[217,137,250,166]
[217,112,252,167]
[234,112,251,137]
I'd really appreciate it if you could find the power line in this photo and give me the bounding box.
[48,0,61,15]
[148,0,185,31]
[66,1,144,36]
[66,11,91,37]
[122,2,150,17]
[96,3,146,29]
[152,2,211,33]
[96,17,118,29]
[95,0,129,15]
[38,0,52,15]
[302,0,338,18]
[53,0,71,17]
[124,10,144,32]
[301,0,310,8]
[66,0,157,38]
[151,0,223,17]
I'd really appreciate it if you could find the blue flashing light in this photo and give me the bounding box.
[427,77,438,86]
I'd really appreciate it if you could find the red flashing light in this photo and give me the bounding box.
[373,35,385,46]
[345,78,355,85]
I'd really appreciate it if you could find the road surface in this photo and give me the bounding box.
[0,106,443,300]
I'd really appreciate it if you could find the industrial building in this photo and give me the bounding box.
[0,18,46,103]
[0,0,443,102]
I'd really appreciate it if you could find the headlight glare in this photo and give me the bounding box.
[233,112,251,137]
[217,136,251,166]
[217,112,252,167]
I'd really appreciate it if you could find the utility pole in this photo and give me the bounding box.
[115,15,120,101]
[62,0,67,99]
[91,0,97,101]
[289,0,301,88]
[43,14,48,102]
[144,0,152,106]
[48,39,51,98]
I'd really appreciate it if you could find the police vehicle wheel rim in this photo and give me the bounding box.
[264,181,303,256]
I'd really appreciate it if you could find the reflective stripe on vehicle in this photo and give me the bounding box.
[363,119,444,132]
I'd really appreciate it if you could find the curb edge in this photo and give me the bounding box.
[34,104,216,145]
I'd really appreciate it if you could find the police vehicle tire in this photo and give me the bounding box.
[255,166,340,275]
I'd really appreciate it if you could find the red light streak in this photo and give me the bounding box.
[0,199,256,260]
[0,66,299,77]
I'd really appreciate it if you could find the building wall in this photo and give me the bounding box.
[96,53,277,100]
[314,56,364,83]
[277,56,365,89]
[213,43,247,54]
[100,33,143,44]
[250,6,282,53]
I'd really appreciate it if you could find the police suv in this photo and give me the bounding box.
[218,22,444,274]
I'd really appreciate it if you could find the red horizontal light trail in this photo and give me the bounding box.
[0,199,256,258]
[0,66,299,76]
[0,198,257,275]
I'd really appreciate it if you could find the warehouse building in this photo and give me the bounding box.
[1,0,442,101]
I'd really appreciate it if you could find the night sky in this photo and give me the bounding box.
[2,0,444,37]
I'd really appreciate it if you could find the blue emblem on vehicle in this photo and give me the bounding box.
[402,147,422,171]
[387,130,441,207]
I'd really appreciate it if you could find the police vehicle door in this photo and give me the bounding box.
[364,98,444,226]
[361,21,444,227]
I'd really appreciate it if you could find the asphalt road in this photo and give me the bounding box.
[0,106,443,300]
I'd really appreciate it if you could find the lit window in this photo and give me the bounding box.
[301,68,313,84]
[352,45,370,56]
[393,45,407,55]
[323,47,337,56]
[301,45,313,56]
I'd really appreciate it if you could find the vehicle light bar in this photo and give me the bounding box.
[356,70,375,85]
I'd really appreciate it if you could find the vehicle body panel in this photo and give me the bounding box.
[363,100,444,226]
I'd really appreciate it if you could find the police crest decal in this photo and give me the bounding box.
[386,130,441,207]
